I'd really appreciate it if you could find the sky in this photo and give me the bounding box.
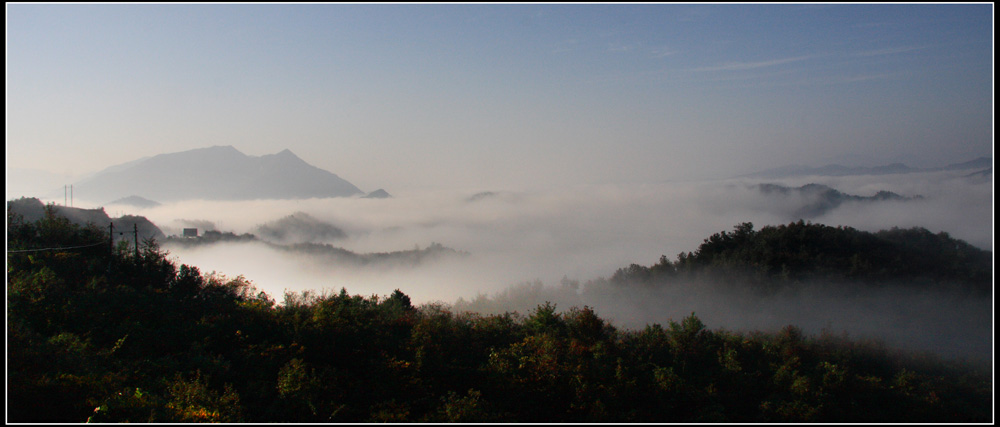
[6,3,994,194]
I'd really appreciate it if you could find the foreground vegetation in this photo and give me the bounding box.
[7,207,993,422]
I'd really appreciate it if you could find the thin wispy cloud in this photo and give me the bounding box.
[606,43,637,53]
[676,7,712,23]
[751,72,896,89]
[854,21,898,29]
[648,47,679,58]
[854,45,931,57]
[828,73,894,84]
[692,55,814,72]
[550,38,581,54]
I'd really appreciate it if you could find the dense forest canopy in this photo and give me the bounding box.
[608,221,992,295]
[6,205,993,423]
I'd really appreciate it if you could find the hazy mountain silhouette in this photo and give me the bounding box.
[740,156,992,179]
[163,230,468,268]
[71,146,364,202]
[363,189,392,199]
[107,195,161,209]
[752,183,922,219]
[942,157,993,171]
[466,191,499,202]
[963,167,992,181]
[255,211,348,244]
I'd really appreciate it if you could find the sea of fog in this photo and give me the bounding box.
[98,171,992,363]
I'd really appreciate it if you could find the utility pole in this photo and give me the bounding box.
[108,221,115,273]
[134,223,140,259]
[70,185,73,207]
[64,185,67,206]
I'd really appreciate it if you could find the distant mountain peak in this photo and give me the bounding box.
[261,148,309,167]
[72,146,366,202]
[201,145,241,154]
[363,189,392,199]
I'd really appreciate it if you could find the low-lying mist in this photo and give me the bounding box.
[101,171,991,362]
[452,279,992,365]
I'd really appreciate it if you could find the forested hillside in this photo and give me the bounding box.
[7,207,992,423]
[7,196,165,243]
[607,221,991,295]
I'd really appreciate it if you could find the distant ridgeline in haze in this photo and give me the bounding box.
[254,211,348,244]
[107,195,162,209]
[70,145,368,202]
[750,183,922,219]
[7,197,164,243]
[740,157,992,179]
[163,229,468,268]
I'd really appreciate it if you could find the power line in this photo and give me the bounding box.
[6,241,108,254]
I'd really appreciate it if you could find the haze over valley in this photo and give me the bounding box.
[11,144,990,363]
[6,6,994,422]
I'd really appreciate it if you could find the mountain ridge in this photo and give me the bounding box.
[739,156,992,179]
[71,146,365,202]
[751,183,922,219]
[7,196,164,242]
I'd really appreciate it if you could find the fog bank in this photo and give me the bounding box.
[96,172,992,362]
[116,173,990,300]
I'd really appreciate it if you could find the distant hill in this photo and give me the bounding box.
[942,157,993,171]
[467,191,498,202]
[7,197,164,242]
[740,157,992,179]
[607,221,992,295]
[254,212,347,244]
[163,231,467,267]
[963,167,992,181]
[71,146,364,202]
[107,195,161,209]
[363,189,392,199]
[752,183,921,219]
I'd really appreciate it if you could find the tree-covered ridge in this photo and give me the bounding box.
[163,229,468,267]
[611,221,992,294]
[7,196,165,242]
[7,211,992,423]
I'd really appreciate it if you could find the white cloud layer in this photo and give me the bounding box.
[97,171,990,304]
[89,171,997,362]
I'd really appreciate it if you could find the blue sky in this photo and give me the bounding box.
[6,4,994,193]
